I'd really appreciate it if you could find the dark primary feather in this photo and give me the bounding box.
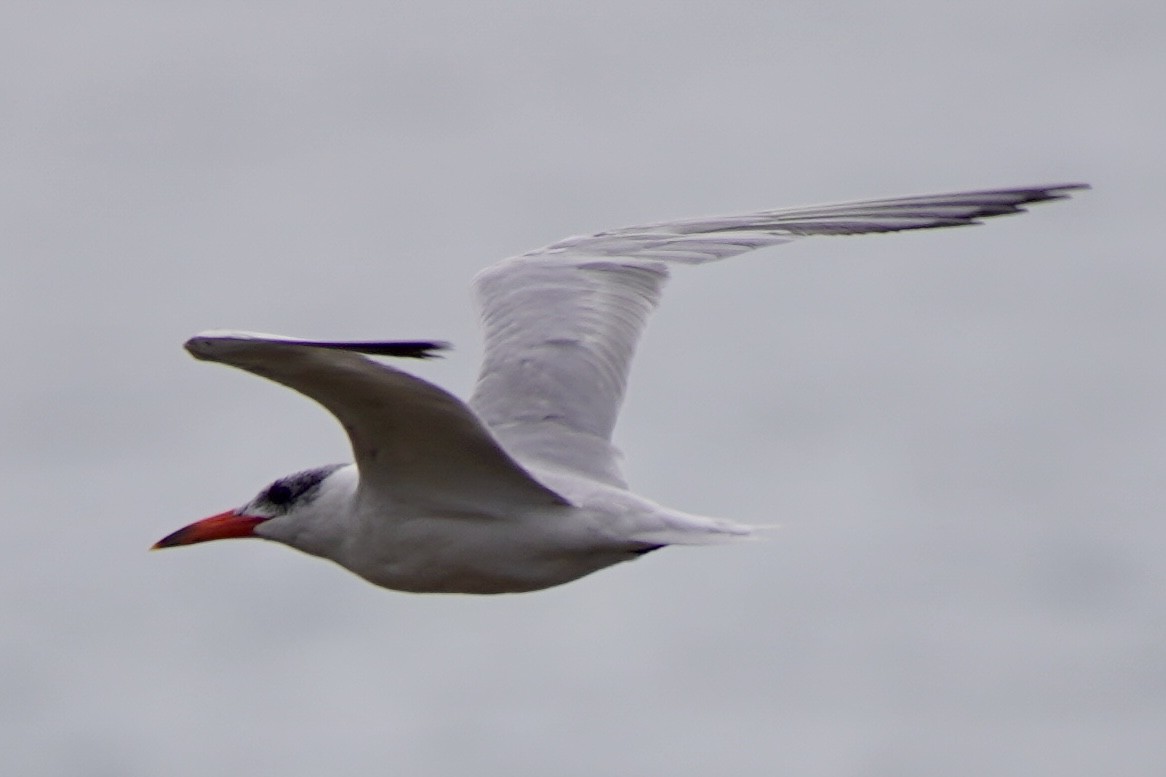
[292,340,451,359]
[714,183,1091,236]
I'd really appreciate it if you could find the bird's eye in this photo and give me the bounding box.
[266,483,294,505]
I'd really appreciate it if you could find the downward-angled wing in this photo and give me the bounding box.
[186,332,569,513]
[188,330,451,358]
[469,183,1088,487]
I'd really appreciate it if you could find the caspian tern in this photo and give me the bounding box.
[154,184,1087,593]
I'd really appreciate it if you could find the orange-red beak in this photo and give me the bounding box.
[151,510,268,550]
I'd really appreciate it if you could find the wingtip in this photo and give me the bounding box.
[183,331,453,361]
[310,339,452,359]
[1029,182,1091,201]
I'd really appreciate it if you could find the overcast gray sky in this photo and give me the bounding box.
[2,2,1163,775]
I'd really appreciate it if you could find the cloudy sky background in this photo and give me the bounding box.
[2,2,1163,775]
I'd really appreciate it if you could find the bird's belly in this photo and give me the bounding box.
[342,514,636,594]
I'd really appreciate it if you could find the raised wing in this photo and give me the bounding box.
[470,184,1088,487]
[185,331,569,513]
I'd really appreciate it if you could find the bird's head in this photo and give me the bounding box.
[152,464,355,556]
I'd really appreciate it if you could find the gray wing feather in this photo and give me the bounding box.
[469,184,1087,486]
[186,332,568,512]
[471,260,667,487]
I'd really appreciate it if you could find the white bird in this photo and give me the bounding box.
[154,183,1087,593]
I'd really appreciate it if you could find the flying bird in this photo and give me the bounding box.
[154,184,1087,593]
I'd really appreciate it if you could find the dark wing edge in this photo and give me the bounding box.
[297,340,451,359]
[745,182,1092,236]
[184,330,450,359]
